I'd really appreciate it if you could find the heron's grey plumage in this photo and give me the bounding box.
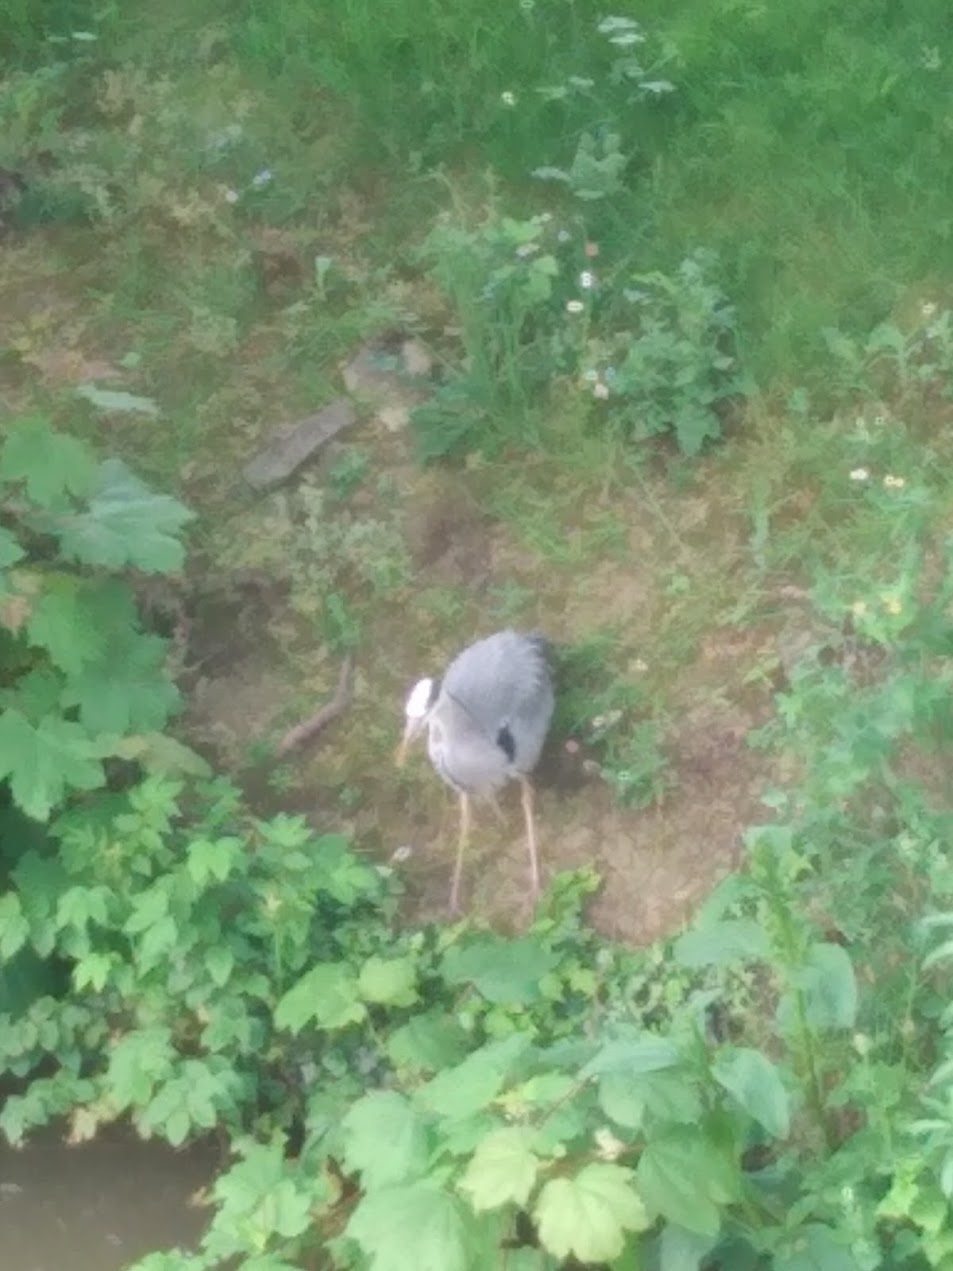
[429,631,554,794]
[401,630,554,912]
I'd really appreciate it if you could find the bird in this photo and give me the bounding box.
[396,630,555,914]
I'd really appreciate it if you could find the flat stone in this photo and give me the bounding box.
[242,399,355,490]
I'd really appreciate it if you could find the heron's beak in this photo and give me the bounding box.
[395,718,421,768]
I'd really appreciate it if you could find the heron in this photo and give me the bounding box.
[396,630,555,913]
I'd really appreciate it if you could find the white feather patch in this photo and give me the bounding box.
[405,677,434,718]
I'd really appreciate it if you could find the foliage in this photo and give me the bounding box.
[10,539,953,1267]
[822,305,953,404]
[7,1,953,1268]
[415,218,744,461]
[583,250,743,456]
[554,635,673,809]
[411,210,567,460]
[214,468,411,652]
[0,417,195,824]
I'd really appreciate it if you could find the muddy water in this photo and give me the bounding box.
[0,1126,217,1271]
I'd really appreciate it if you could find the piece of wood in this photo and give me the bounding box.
[275,655,354,757]
[243,399,355,490]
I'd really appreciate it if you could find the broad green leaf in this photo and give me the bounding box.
[598,1069,701,1132]
[0,417,96,507]
[348,1182,476,1271]
[659,1224,719,1271]
[637,1129,737,1236]
[773,1222,860,1271]
[61,631,180,735]
[0,710,104,820]
[186,837,242,886]
[74,951,112,991]
[442,935,559,1003]
[205,946,234,988]
[3,667,64,721]
[459,1126,540,1211]
[387,1009,469,1073]
[56,884,110,933]
[535,1164,650,1264]
[274,962,366,1033]
[358,955,419,1006]
[797,943,858,1032]
[106,1028,175,1110]
[206,1141,321,1259]
[56,459,193,573]
[673,920,769,969]
[581,1035,680,1079]
[0,527,25,569]
[418,1034,530,1119]
[75,384,160,417]
[137,914,178,970]
[110,732,211,778]
[0,892,29,959]
[124,885,170,935]
[342,1091,430,1188]
[712,1048,790,1138]
[26,576,105,676]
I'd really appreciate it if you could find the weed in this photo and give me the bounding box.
[584,249,743,456]
[215,475,411,653]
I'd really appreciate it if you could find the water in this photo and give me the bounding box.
[0,1126,217,1271]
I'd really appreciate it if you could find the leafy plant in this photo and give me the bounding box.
[584,249,743,456]
[533,129,629,203]
[412,210,565,460]
[0,416,195,824]
[216,473,411,652]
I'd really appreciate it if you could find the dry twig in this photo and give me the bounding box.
[275,655,354,757]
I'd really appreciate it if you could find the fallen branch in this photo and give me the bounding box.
[275,655,354,757]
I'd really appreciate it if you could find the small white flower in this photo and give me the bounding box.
[593,382,609,400]
[583,368,599,382]
[565,299,585,314]
[883,474,906,489]
[224,188,239,204]
[922,301,938,320]
[557,229,571,243]
[252,168,273,189]
[631,658,648,673]
[594,1127,626,1162]
[390,845,414,863]
[538,211,552,223]
[515,242,539,258]
[579,270,596,289]
[500,90,517,107]
[849,467,869,482]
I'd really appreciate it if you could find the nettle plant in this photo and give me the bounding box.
[0,415,195,824]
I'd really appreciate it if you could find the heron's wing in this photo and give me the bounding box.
[441,631,554,764]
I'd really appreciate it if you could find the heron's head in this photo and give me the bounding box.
[396,676,438,767]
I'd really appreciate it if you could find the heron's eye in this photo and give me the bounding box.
[496,724,516,762]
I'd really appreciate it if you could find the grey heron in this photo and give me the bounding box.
[396,630,555,913]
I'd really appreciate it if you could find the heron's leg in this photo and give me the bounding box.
[449,791,471,915]
[518,776,541,900]
[488,791,506,826]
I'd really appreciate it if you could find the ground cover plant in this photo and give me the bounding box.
[4,0,953,1268]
